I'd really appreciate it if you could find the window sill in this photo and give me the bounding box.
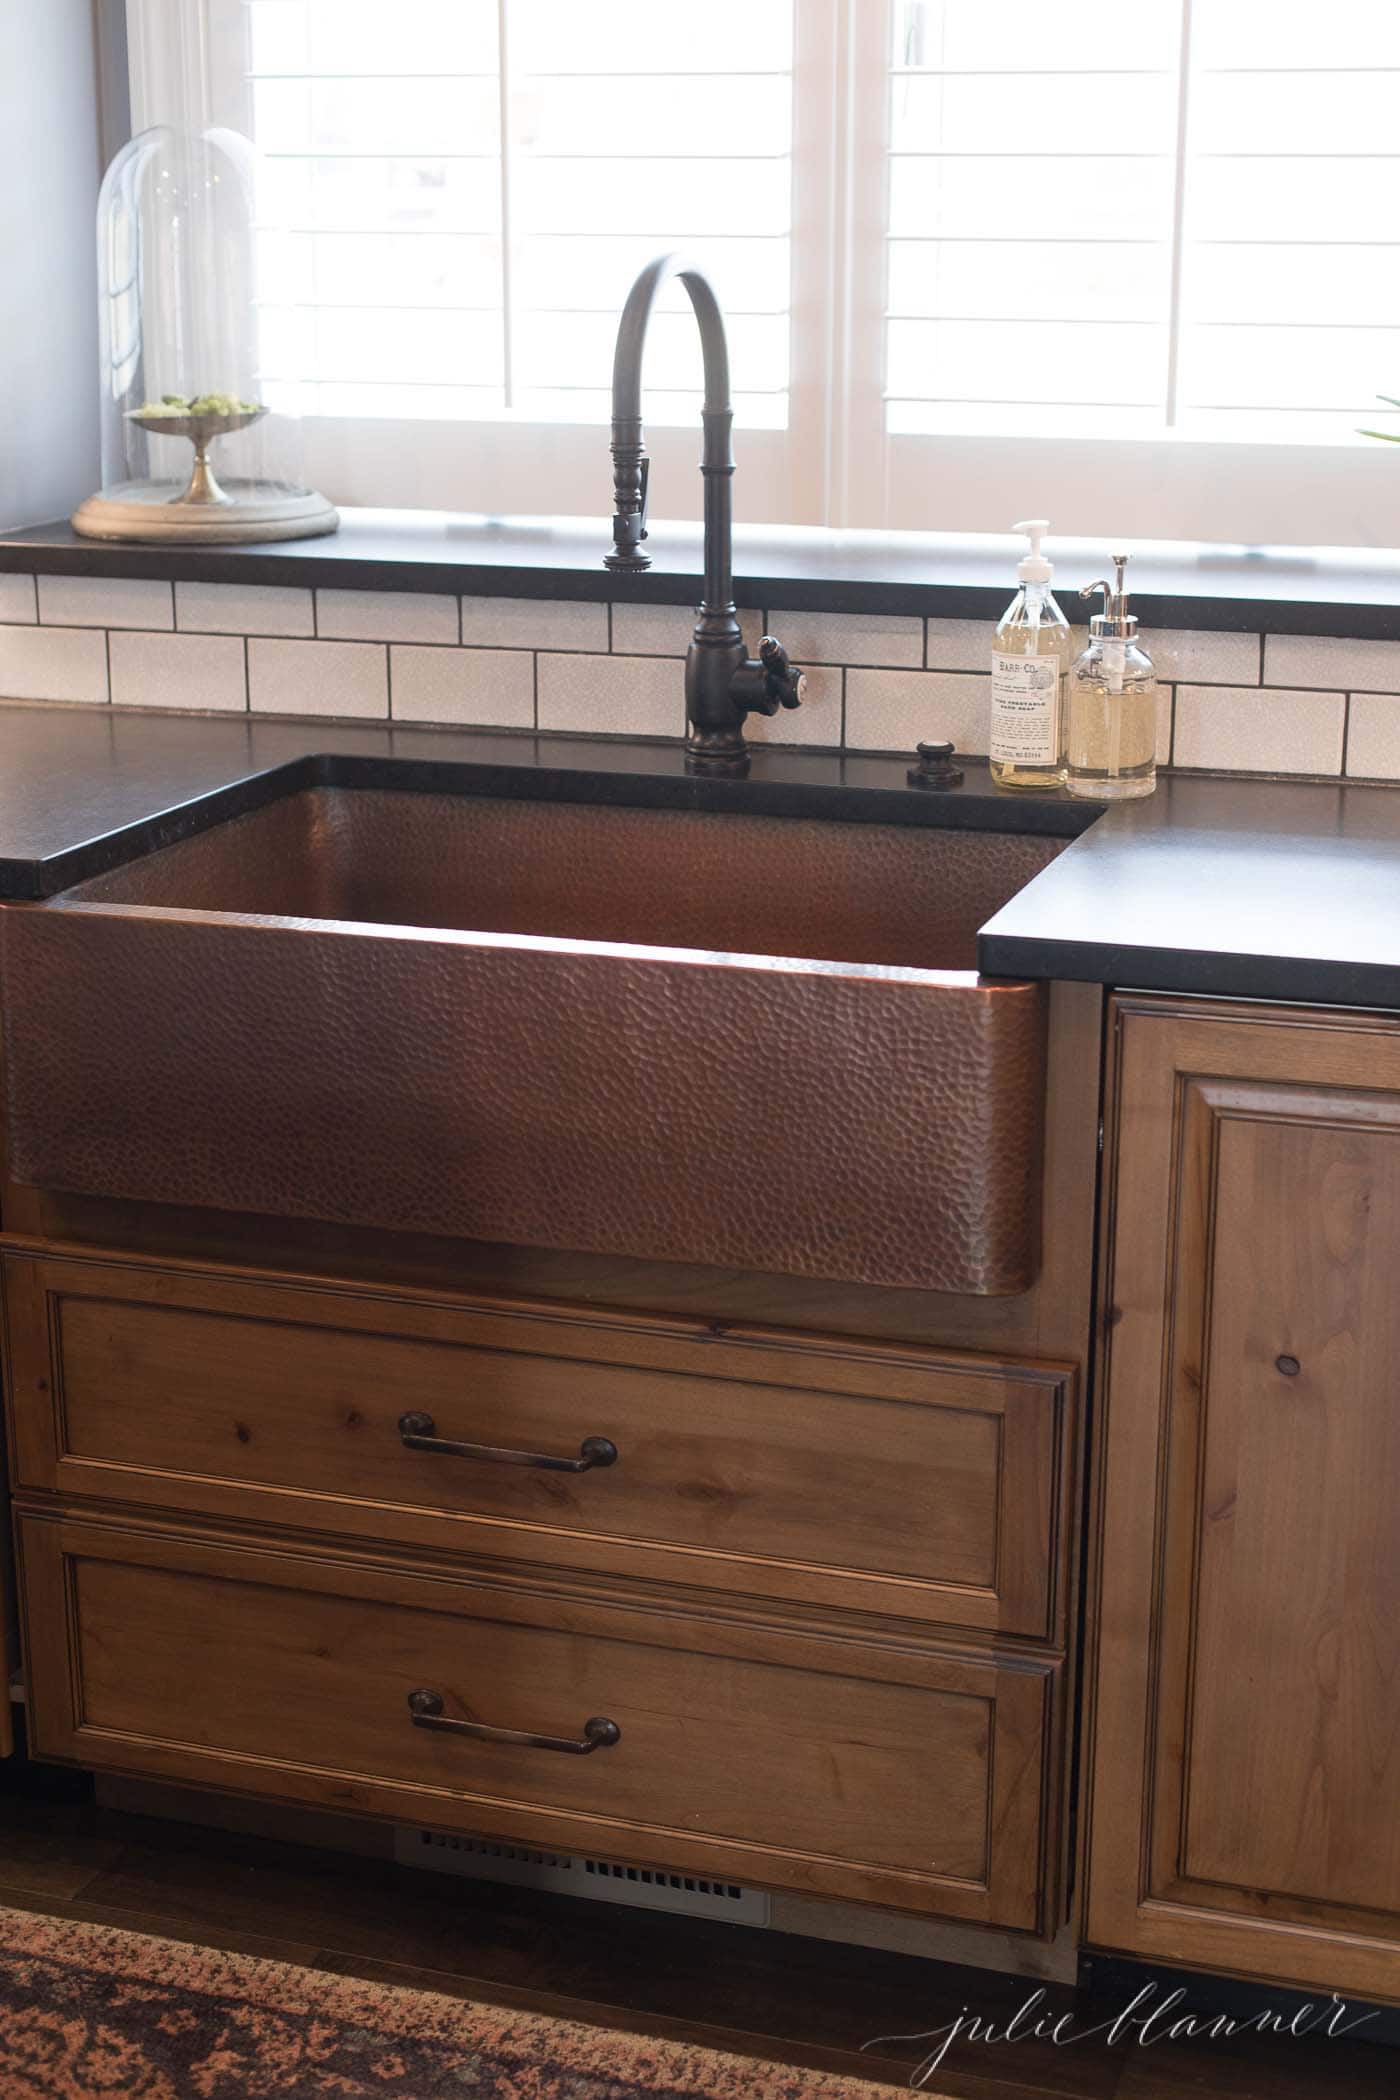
[3,509,1399,639]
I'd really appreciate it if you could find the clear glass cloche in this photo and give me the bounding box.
[73,119,336,543]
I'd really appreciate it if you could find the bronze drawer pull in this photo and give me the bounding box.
[407,1688,621,1755]
[398,1412,618,1474]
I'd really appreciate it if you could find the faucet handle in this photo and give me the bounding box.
[758,635,806,710]
[636,454,650,541]
[604,449,652,571]
[728,635,805,721]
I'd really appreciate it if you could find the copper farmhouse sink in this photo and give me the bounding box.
[0,788,1062,1293]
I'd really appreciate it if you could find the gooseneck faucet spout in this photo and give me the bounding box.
[605,253,804,776]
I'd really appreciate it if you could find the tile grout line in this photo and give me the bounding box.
[531,650,539,732]
[102,628,112,705]
[1182,680,1359,699]
[385,644,394,722]
[242,635,250,713]
[1340,691,1351,778]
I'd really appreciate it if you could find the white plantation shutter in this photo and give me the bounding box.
[873,0,1400,540]
[132,0,1400,540]
[1175,1,1400,441]
[883,0,1400,444]
[885,0,1181,438]
[229,0,794,432]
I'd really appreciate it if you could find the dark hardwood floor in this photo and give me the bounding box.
[0,1778,1392,2100]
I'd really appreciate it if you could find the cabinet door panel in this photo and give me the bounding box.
[1088,998,1400,2005]
[1179,1103,1400,1915]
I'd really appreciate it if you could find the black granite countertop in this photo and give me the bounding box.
[6,510,1400,637]
[0,704,1397,1010]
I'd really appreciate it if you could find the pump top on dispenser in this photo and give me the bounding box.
[989,519,1070,793]
[1013,519,1053,583]
[1084,554,1138,640]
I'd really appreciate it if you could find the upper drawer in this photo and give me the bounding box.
[3,1249,1070,1641]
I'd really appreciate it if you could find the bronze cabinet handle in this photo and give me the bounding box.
[398,1412,618,1474]
[407,1688,621,1756]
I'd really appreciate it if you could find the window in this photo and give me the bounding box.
[872,0,1400,544]
[129,1,1400,544]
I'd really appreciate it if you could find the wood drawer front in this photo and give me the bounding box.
[19,1513,1057,1929]
[4,1253,1069,1640]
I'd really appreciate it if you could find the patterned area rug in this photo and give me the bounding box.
[0,1902,900,2098]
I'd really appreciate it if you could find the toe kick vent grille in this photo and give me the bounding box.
[393,1827,770,1925]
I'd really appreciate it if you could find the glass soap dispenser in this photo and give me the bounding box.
[1067,556,1158,799]
[989,519,1070,792]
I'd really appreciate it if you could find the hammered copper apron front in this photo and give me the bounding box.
[0,790,1058,1294]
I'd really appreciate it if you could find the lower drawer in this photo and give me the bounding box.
[19,1512,1058,1930]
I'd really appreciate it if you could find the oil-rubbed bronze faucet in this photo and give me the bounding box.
[604,253,805,776]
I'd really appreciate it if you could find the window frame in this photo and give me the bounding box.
[117,0,1400,549]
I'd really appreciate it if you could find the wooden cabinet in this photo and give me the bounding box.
[0,1460,10,1757]
[18,1509,1058,1927]
[2,1241,1077,1929]
[1087,996,1400,2003]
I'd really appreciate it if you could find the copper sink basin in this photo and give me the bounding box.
[0,788,1062,1293]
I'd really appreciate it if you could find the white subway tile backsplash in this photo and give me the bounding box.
[845,668,990,757]
[538,652,682,738]
[924,617,995,673]
[10,569,1398,786]
[318,588,458,644]
[0,624,109,704]
[38,574,172,630]
[109,631,247,712]
[461,595,606,652]
[1147,627,1260,686]
[1264,633,1400,693]
[0,575,37,624]
[392,645,533,728]
[767,608,922,668]
[745,664,842,748]
[248,638,388,718]
[176,581,314,636]
[609,603,762,657]
[1344,694,1400,780]
[1174,685,1344,775]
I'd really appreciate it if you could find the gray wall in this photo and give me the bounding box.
[0,2,109,528]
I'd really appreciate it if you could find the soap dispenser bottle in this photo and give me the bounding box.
[989,519,1070,792]
[1067,555,1157,800]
